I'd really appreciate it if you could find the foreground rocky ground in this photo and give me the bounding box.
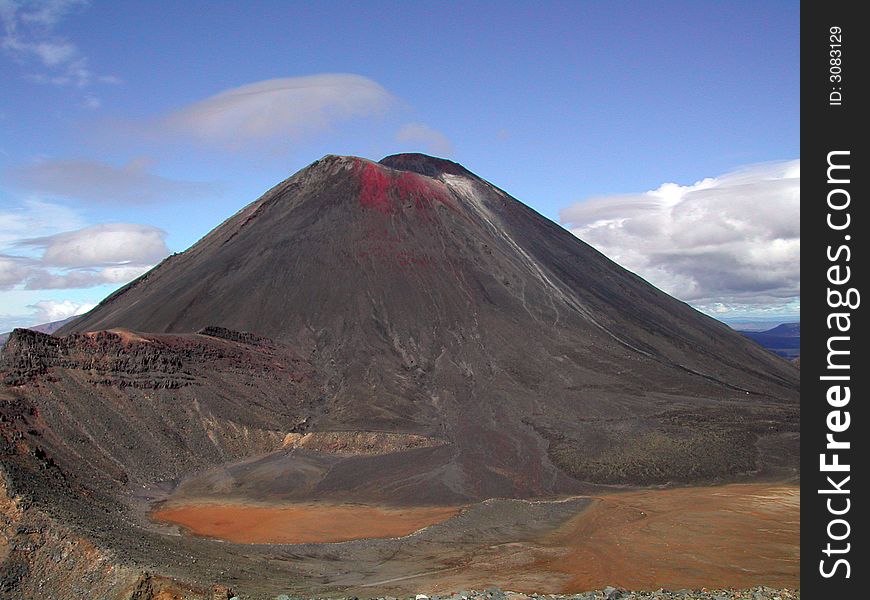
[266,588,800,600]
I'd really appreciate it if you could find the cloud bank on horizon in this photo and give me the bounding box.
[560,160,800,319]
[26,298,94,324]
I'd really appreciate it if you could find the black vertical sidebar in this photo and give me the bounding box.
[802,2,866,596]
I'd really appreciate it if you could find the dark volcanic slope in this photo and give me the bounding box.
[53,153,798,494]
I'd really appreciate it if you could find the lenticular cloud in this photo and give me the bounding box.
[161,74,396,145]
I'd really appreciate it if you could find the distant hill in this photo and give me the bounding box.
[0,315,79,347]
[738,322,800,360]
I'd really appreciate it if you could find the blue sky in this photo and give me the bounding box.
[0,1,799,330]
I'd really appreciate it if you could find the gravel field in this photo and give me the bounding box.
[267,587,799,600]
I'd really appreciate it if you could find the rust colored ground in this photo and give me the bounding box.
[152,502,463,544]
[422,484,799,595]
[151,484,798,592]
[535,483,800,592]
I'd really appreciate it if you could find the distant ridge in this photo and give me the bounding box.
[0,314,79,347]
[739,322,800,360]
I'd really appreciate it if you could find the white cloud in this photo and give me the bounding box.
[1,0,115,92]
[0,212,169,290]
[0,198,85,245]
[82,94,100,109]
[0,254,30,289]
[22,264,153,290]
[14,0,86,27]
[27,298,94,322]
[395,123,454,157]
[159,74,396,147]
[19,223,169,267]
[30,38,75,64]
[0,296,97,332]
[6,157,219,204]
[560,160,800,316]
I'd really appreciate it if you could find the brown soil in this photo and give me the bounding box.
[150,484,798,595]
[152,502,463,544]
[532,483,800,592]
[406,484,799,595]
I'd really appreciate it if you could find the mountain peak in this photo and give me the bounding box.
[379,153,471,178]
[54,150,798,496]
